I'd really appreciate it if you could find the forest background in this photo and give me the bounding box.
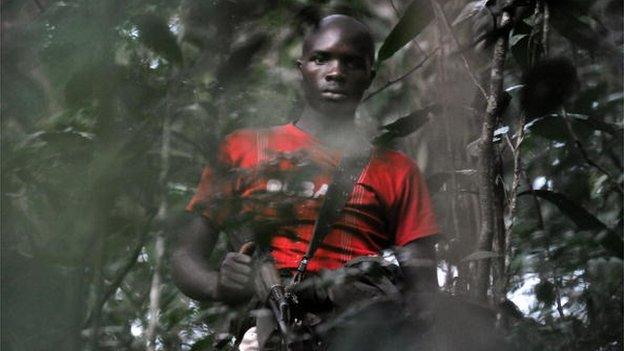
[1,0,622,350]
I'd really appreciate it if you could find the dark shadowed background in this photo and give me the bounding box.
[1,0,622,350]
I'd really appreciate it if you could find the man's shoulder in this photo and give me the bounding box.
[371,147,419,173]
[365,147,426,192]
[223,123,292,143]
[220,123,295,166]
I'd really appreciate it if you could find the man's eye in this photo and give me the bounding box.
[346,58,365,69]
[313,55,328,64]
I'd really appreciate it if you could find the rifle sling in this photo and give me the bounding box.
[291,148,372,285]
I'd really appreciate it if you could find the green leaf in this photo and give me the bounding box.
[461,250,501,262]
[548,6,614,54]
[215,33,268,86]
[518,189,623,258]
[521,58,579,120]
[536,111,623,142]
[534,280,556,306]
[189,335,215,351]
[509,20,532,71]
[520,190,606,230]
[25,128,94,162]
[524,113,592,142]
[577,118,624,142]
[509,34,527,48]
[39,129,93,144]
[452,0,488,26]
[376,0,434,64]
[381,105,439,135]
[373,105,439,145]
[135,14,183,65]
[64,63,122,108]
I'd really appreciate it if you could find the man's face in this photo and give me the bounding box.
[298,26,374,116]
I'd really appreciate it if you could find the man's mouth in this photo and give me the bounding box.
[321,89,348,100]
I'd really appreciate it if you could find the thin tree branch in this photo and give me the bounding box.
[542,2,550,57]
[493,159,507,303]
[429,0,488,100]
[432,12,463,259]
[171,130,208,160]
[562,108,623,194]
[119,285,146,313]
[501,117,526,299]
[82,214,156,328]
[147,75,176,350]
[606,147,623,171]
[473,10,512,301]
[413,38,428,57]
[522,170,545,230]
[146,233,165,351]
[527,0,541,67]
[363,47,439,102]
[542,222,565,319]
[504,120,526,234]
[87,224,105,350]
[503,169,545,297]
[388,0,400,18]
[554,275,565,318]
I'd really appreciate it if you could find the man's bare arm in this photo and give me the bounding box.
[399,236,438,294]
[171,216,221,301]
[171,216,253,303]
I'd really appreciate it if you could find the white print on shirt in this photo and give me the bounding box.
[314,184,328,198]
[266,179,328,198]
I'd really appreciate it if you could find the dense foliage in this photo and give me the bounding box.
[2,0,622,350]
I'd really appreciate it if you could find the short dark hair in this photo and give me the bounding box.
[302,14,375,64]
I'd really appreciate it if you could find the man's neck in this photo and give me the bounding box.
[296,105,358,150]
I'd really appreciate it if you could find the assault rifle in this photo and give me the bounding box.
[232,148,372,349]
[256,259,296,344]
[237,242,303,350]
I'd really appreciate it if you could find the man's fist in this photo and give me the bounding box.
[217,252,253,302]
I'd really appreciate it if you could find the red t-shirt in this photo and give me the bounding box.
[186,123,438,272]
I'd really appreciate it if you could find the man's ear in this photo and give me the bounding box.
[296,59,303,71]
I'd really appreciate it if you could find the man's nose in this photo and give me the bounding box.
[325,60,346,82]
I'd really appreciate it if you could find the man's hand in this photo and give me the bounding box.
[217,252,254,302]
[172,217,257,305]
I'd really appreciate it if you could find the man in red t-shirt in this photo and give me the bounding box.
[172,14,439,321]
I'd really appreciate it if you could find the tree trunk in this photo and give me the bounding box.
[492,159,507,303]
[146,233,165,351]
[473,10,512,301]
[87,232,105,351]
[146,110,172,351]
